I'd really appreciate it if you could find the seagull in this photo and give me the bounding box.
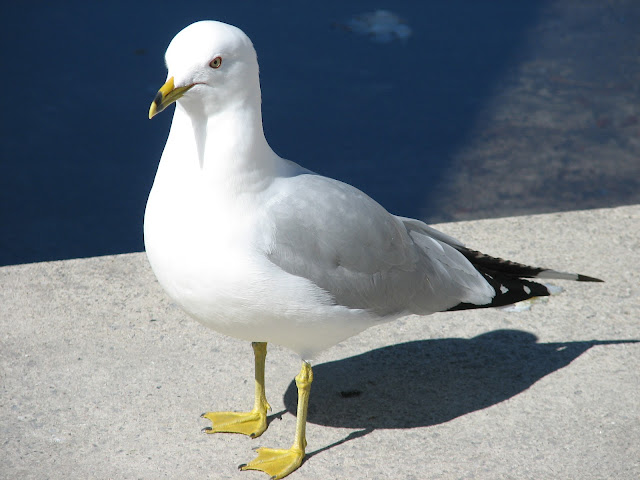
[145,20,602,479]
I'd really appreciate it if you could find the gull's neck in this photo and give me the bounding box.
[159,91,279,196]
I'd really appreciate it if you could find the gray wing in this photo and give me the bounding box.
[262,173,494,316]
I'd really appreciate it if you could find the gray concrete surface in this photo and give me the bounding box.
[2,206,639,479]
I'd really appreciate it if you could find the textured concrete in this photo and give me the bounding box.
[1,206,639,479]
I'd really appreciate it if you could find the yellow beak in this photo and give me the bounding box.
[148,77,195,119]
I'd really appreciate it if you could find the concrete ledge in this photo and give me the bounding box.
[2,205,639,479]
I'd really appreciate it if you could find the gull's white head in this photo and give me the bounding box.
[149,21,260,119]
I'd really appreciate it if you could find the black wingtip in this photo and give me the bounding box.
[577,274,604,283]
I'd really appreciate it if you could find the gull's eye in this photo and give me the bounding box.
[209,56,222,69]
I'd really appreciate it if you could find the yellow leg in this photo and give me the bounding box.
[202,342,271,438]
[240,361,312,479]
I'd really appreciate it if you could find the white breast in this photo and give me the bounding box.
[145,172,381,358]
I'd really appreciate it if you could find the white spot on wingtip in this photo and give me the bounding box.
[500,285,509,294]
[523,285,531,294]
[501,296,550,313]
[545,284,564,295]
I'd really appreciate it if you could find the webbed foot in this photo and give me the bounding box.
[239,446,305,479]
[201,408,269,438]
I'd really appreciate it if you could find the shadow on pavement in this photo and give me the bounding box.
[283,329,638,439]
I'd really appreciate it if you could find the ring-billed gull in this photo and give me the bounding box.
[145,20,602,479]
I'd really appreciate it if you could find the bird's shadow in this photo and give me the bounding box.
[282,329,638,455]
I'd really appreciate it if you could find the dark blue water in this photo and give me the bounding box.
[1,1,636,266]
